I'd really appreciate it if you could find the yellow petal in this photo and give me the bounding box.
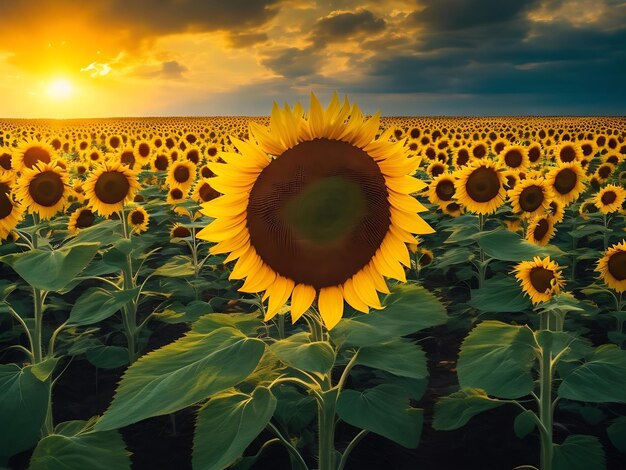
[265,276,295,321]
[352,269,383,309]
[318,285,344,330]
[390,207,435,235]
[239,262,277,293]
[342,278,370,313]
[385,175,427,194]
[364,262,390,294]
[290,284,316,322]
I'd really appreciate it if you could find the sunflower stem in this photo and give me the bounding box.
[603,213,609,251]
[318,389,338,470]
[538,310,554,470]
[119,208,139,363]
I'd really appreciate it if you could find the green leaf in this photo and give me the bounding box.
[558,344,626,403]
[269,332,335,374]
[154,301,214,325]
[355,339,427,379]
[433,246,472,268]
[476,228,562,261]
[468,274,531,313]
[65,220,120,247]
[31,357,60,382]
[94,327,265,431]
[336,384,423,448]
[191,311,263,336]
[86,346,129,369]
[101,239,133,269]
[29,423,131,470]
[514,410,537,439]
[458,321,537,399]
[0,364,49,458]
[152,255,196,277]
[552,434,606,470]
[433,388,507,431]
[331,284,447,348]
[273,386,316,432]
[192,387,277,470]
[68,288,139,326]
[0,243,100,292]
[608,416,626,453]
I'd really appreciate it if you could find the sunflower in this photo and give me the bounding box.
[12,139,57,172]
[166,160,196,193]
[526,215,556,246]
[197,94,434,330]
[596,240,626,292]
[595,185,626,214]
[107,134,123,150]
[595,163,615,183]
[513,256,565,304]
[0,173,23,240]
[509,178,552,218]
[192,178,220,204]
[127,206,149,234]
[454,159,506,215]
[471,141,488,159]
[67,207,96,235]
[555,142,580,164]
[83,162,140,217]
[167,187,187,205]
[426,161,446,178]
[0,150,13,171]
[85,148,104,164]
[527,143,543,165]
[502,170,519,190]
[134,140,153,165]
[151,153,170,172]
[427,173,456,206]
[548,199,565,224]
[499,145,529,171]
[441,201,464,217]
[117,148,138,170]
[454,146,471,168]
[170,223,191,239]
[15,163,69,219]
[546,162,586,206]
[491,138,508,155]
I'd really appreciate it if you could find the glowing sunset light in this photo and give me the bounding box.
[46,78,74,100]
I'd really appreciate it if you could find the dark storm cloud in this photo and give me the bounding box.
[312,9,386,46]
[261,47,323,79]
[228,31,270,48]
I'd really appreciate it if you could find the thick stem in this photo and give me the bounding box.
[539,311,553,470]
[603,213,609,251]
[318,390,338,470]
[120,208,138,363]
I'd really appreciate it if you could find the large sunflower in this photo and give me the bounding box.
[12,139,57,172]
[197,94,434,330]
[546,161,586,206]
[83,162,140,217]
[595,184,626,214]
[0,173,23,240]
[513,256,565,304]
[15,163,69,219]
[454,159,506,215]
[596,241,626,292]
[508,177,552,218]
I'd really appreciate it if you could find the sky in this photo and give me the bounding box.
[0,0,624,118]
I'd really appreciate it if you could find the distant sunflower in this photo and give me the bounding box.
[15,163,68,219]
[454,159,506,215]
[170,223,191,239]
[134,140,153,165]
[596,241,626,292]
[548,199,565,224]
[127,206,149,234]
[555,142,580,164]
[579,199,599,219]
[151,154,170,172]
[83,162,140,217]
[527,143,542,165]
[513,256,565,304]
[0,150,13,171]
[68,207,96,235]
[546,162,586,205]
[526,215,556,246]
[13,139,57,172]
[427,173,456,206]
[454,146,471,168]
[197,94,434,330]
[595,163,615,183]
[167,187,187,205]
[441,201,464,217]
[166,160,196,193]
[107,134,123,150]
[509,178,552,218]
[117,148,137,169]
[499,145,529,171]
[471,141,488,159]
[426,161,446,178]
[0,173,23,240]
[595,185,626,214]
[192,178,220,204]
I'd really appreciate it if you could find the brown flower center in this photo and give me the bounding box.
[29,171,64,207]
[0,183,12,219]
[23,146,52,169]
[95,171,130,204]
[120,151,136,169]
[465,166,501,203]
[504,149,523,168]
[0,153,12,170]
[456,149,469,166]
[598,165,612,179]
[435,179,455,201]
[138,143,150,158]
[198,182,220,202]
[601,191,617,205]
[247,138,390,288]
[174,165,190,183]
[528,146,541,163]
[170,188,184,200]
[75,209,95,228]
[472,144,486,159]
[154,155,169,171]
[529,266,555,293]
[130,210,145,225]
[608,251,626,281]
[172,226,191,238]
[519,185,544,212]
[533,218,550,241]
[559,146,576,162]
[554,168,577,194]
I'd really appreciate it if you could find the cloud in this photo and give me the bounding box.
[311,9,386,46]
[161,60,188,78]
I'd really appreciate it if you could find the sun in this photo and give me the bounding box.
[46,78,74,100]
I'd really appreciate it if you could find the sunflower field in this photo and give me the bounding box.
[1,95,626,470]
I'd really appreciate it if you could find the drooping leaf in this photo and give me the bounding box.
[558,344,626,403]
[191,311,264,336]
[468,274,531,313]
[269,332,335,374]
[355,339,427,379]
[433,388,507,431]
[476,228,562,262]
[152,255,196,278]
[336,384,423,448]
[552,434,606,470]
[0,243,100,292]
[94,327,265,431]
[192,387,277,470]
[68,288,139,326]
[331,284,447,348]
[0,364,49,458]
[458,321,536,399]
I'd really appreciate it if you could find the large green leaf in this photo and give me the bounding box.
[0,364,49,459]
[476,228,562,261]
[273,386,316,432]
[468,274,531,313]
[458,321,537,399]
[152,255,196,277]
[94,327,265,431]
[336,384,423,448]
[29,420,131,470]
[0,243,100,292]
[86,346,129,369]
[191,311,264,336]
[558,344,626,403]
[608,416,626,453]
[68,288,139,326]
[192,387,277,470]
[269,332,335,374]
[355,339,427,379]
[433,388,507,431]
[331,284,447,348]
[552,434,605,470]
